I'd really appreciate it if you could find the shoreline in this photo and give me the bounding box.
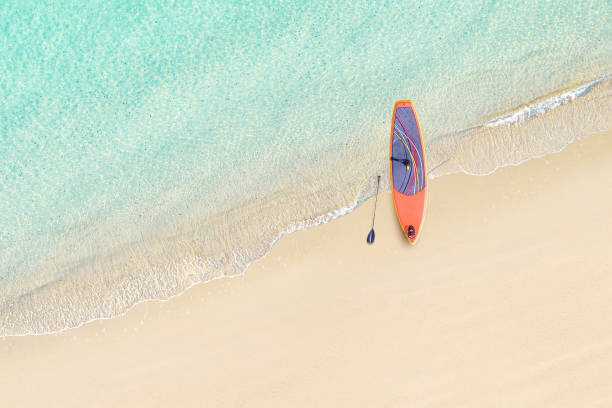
[2,130,611,406]
[2,75,609,337]
[0,75,612,337]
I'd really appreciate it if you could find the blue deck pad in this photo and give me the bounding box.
[392,107,426,196]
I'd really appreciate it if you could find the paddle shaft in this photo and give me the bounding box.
[371,175,381,229]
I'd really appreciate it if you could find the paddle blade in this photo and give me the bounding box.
[366,228,375,244]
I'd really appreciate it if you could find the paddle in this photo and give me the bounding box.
[366,175,381,244]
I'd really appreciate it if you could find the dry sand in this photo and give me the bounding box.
[1,131,611,407]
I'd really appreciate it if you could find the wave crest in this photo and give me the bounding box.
[428,76,611,177]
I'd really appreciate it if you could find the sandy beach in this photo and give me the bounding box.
[2,130,611,407]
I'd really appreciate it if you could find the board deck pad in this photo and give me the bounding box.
[390,101,427,244]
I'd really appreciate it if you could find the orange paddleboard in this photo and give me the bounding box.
[390,101,427,244]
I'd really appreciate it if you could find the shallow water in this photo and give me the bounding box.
[1,0,610,336]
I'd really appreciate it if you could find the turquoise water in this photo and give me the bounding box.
[1,0,610,335]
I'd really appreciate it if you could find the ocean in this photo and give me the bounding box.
[1,0,610,336]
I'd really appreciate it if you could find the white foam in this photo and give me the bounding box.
[484,76,610,128]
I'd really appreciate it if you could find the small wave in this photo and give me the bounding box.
[484,76,610,127]
[1,200,360,338]
[428,75,611,178]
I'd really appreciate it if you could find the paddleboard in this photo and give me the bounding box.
[389,101,427,244]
